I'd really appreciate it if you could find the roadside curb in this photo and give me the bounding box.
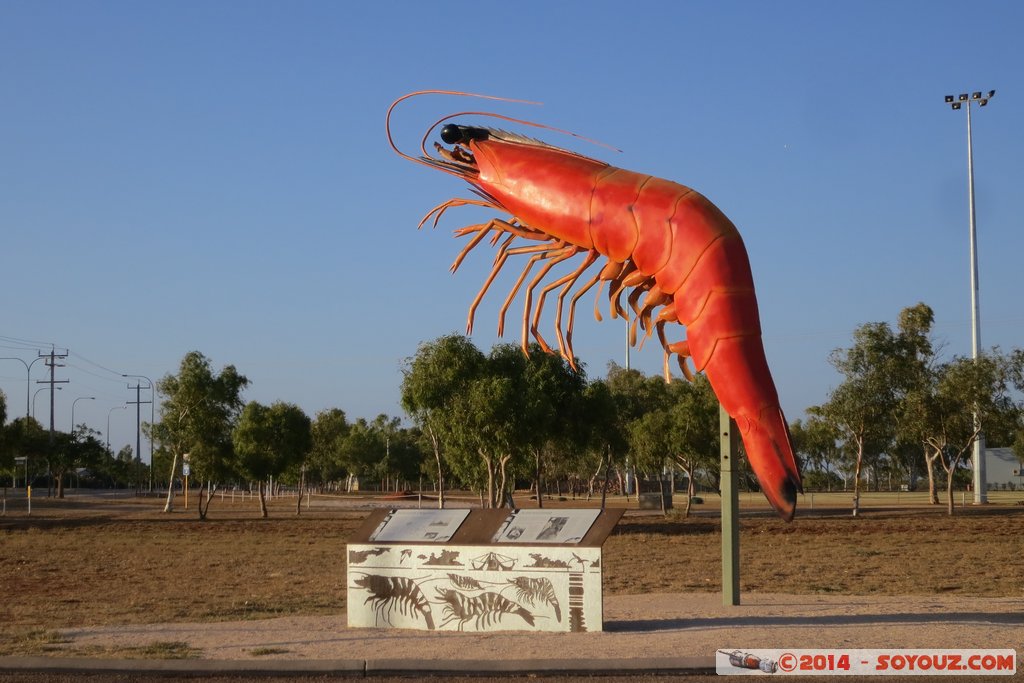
[0,655,717,677]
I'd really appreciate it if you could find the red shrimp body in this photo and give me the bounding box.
[386,90,802,520]
[470,139,802,520]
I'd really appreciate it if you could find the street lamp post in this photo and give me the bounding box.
[32,386,61,418]
[2,356,46,489]
[944,89,995,504]
[71,396,96,432]
[1,356,47,418]
[107,405,128,452]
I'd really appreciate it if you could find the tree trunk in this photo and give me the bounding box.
[257,480,268,518]
[433,439,445,509]
[659,472,667,516]
[534,449,543,509]
[482,450,495,508]
[498,454,512,509]
[924,448,941,504]
[55,468,66,499]
[852,441,864,517]
[600,450,613,510]
[683,465,696,519]
[943,452,965,516]
[295,466,305,516]
[945,468,956,515]
[198,480,209,520]
[206,482,216,518]
[197,480,218,520]
[162,452,179,513]
[587,458,603,501]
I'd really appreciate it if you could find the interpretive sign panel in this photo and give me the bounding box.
[347,508,622,634]
[348,542,602,632]
[369,509,471,543]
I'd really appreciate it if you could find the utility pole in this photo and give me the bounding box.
[37,348,69,496]
[127,382,152,495]
[37,348,69,443]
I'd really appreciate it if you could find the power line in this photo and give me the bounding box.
[68,350,134,379]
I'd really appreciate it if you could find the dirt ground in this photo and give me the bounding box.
[1,489,1022,669]
[42,591,1024,663]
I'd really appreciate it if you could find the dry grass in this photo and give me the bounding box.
[1,490,1022,656]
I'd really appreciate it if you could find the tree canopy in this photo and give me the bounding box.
[150,351,250,518]
[234,401,312,517]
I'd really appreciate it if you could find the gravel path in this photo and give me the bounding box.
[53,592,1024,662]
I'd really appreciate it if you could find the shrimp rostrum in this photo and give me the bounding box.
[387,90,802,521]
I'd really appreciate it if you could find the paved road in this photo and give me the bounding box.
[3,674,1015,683]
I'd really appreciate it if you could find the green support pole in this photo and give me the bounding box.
[720,403,740,605]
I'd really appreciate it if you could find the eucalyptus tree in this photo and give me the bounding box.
[629,374,718,517]
[365,414,421,492]
[401,335,486,508]
[233,401,312,518]
[789,416,844,491]
[4,416,47,489]
[150,351,249,518]
[906,352,1021,514]
[579,379,626,507]
[49,427,107,498]
[309,408,350,489]
[812,322,903,516]
[341,417,388,487]
[500,344,586,508]
[605,363,671,499]
[891,303,944,501]
[446,347,529,508]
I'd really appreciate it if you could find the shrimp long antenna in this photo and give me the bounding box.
[386,90,620,175]
[387,90,540,176]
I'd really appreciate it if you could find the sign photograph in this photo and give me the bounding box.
[493,509,601,545]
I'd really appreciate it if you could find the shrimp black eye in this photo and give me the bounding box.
[440,124,489,145]
[440,124,463,144]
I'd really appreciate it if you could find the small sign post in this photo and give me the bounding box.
[720,404,740,606]
[183,463,190,510]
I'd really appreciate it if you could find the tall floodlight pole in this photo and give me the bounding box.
[944,89,995,504]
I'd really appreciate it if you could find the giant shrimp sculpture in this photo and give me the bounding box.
[387,91,802,521]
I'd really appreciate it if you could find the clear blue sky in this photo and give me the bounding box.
[2,0,1022,454]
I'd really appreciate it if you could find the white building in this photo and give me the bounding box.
[982,447,1024,490]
